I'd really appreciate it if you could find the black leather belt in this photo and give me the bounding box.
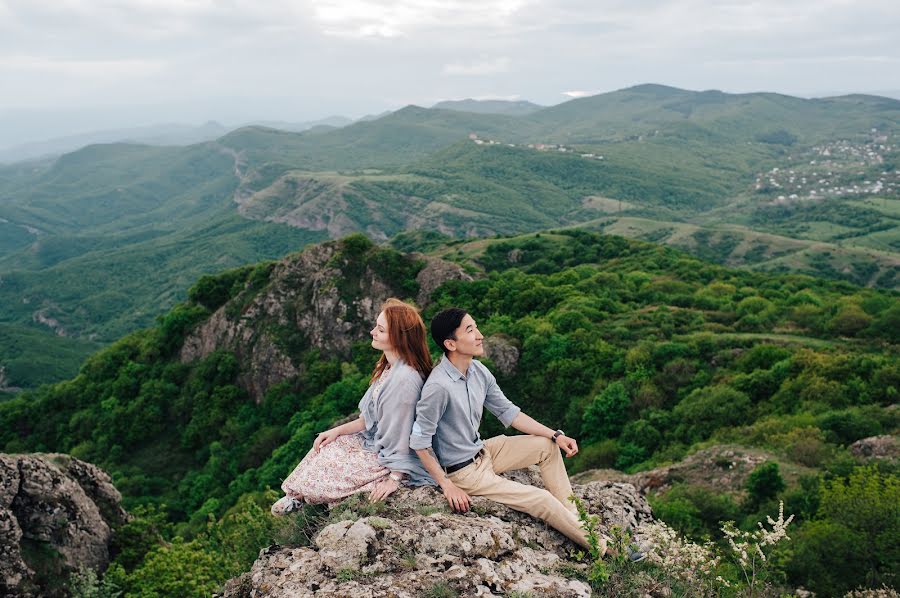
[445,449,483,474]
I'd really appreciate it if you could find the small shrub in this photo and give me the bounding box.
[422,581,458,597]
[336,568,358,582]
[570,494,610,588]
[772,427,833,467]
[746,462,786,507]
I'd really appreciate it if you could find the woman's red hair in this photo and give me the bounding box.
[370,298,433,383]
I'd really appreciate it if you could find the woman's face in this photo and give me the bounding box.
[370,311,391,351]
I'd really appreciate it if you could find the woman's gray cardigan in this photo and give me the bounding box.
[358,361,435,486]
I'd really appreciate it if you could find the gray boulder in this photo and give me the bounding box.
[0,453,127,597]
[849,435,899,462]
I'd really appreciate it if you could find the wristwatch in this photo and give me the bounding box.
[551,429,565,444]
[388,473,403,483]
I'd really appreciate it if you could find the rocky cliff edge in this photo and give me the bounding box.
[220,470,652,598]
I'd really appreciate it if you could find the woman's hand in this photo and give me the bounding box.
[369,476,400,502]
[313,428,341,453]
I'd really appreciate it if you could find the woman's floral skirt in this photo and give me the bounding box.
[281,433,389,504]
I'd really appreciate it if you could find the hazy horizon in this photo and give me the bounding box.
[3,83,900,155]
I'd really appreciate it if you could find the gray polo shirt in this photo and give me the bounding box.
[410,354,521,468]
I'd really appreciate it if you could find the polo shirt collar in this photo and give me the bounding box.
[439,354,467,381]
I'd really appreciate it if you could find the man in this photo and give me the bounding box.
[410,307,594,551]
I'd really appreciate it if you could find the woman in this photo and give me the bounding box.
[271,298,435,514]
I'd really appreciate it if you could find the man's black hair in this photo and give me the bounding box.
[430,308,468,355]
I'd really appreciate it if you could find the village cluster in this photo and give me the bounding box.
[468,133,605,160]
[754,129,898,203]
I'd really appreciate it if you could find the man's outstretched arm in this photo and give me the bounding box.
[509,412,579,457]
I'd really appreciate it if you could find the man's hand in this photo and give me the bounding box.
[313,428,341,452]
[555,434,578,457]
[369,476,400,502]
[441,480,471,513]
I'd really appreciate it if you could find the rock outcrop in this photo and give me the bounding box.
[220,470,653,598]
[572,445,778,495]
[0,453,127,597]
[413,255,474,307]
[180,241,472,402]
[849,435,899,462]
[482,335,520,377]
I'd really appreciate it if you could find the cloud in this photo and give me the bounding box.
[562,90,600,98]
[1,0,899,144]
[309,0,527,38]
[443,57,511,76]
[0,55,165,77]
[706,55,900,67]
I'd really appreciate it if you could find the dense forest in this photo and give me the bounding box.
[1,231,897,596]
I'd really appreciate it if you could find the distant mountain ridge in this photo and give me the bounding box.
[431,98,544,115]
[0,116,355,165]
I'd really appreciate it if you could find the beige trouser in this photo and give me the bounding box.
[447,435,597,551]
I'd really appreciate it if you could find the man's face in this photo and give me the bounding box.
[445,314,484,357]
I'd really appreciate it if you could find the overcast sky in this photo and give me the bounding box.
[1,0,899,148]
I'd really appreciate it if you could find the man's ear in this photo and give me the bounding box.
[443,338,456,353]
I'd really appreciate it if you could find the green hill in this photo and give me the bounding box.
[527,85,900,144]
[0,323,102,390]
[2,84,899,389]
[0,231,896,596]
[217,106,530,172]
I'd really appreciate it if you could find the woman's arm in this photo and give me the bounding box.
[335,416,366,435]
[313,416,366,452]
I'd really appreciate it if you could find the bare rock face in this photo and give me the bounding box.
[572,445,773,495]
[180,242,469,403]
[0,453,127,597]
[849,435,899,461]
[0,456,30,594]
[220,472,652,598]
[482,335,520,376]
[414,255,474,307]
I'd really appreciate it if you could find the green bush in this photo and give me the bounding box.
[581,382,630,443]
[649,484,740,540]
[818,408,883,445]
[569,439,619,474]
[786,467,899,595]
[187,265,254,311]
[745,462,786,507]
[672,385,751,442]
[829,304,874,337]
[619,419,662,456]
